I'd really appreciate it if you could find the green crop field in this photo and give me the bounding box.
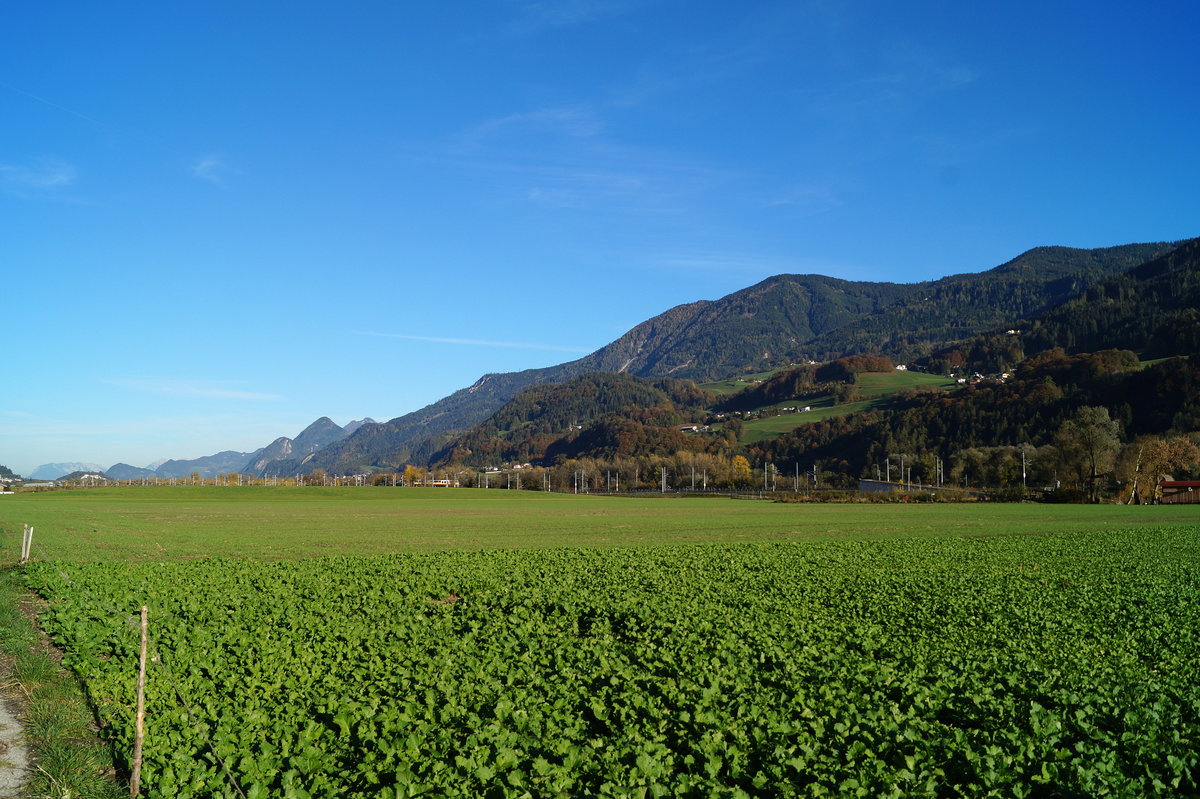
[5,488,1200,797]
[0,486,1188,561]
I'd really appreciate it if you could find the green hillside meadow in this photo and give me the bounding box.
[738,371,956,444]
[4,487,1200,797]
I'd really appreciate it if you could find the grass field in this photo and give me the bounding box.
[5,488,1200,797]
[698,370,783,395]
[2,485,1195,562]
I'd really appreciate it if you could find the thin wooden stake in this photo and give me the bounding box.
[130,606,148,798]
[20,525,32,565]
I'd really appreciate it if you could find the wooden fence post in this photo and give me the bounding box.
[130,606,149,797]
[19,525,33,565]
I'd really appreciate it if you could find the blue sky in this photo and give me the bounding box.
[3,0,1198,475]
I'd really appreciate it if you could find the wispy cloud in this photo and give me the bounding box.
[804,44,977,123]
[107,379,283,401]
[0,80,112,129]
[762,182,845,214]
[409,102,734,214]
[356,331,591,354]
[461,105,602,146]
[192,154,234,185]
[0,159,76,193]
[504,0,637,36]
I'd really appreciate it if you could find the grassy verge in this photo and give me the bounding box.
[0,564,122,799]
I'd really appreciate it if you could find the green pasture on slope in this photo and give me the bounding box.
[2,485,1198,562]
[699,369,783,395]
[738,370,955,443]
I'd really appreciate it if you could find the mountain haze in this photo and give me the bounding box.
[155,451,256,479]
[106,463,157,480]
[28,462,105,481]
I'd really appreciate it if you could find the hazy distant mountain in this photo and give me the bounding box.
[292,417,347,456]
[242,438,294,475]
[40,417,380,482]
[282,241,1174,473]
[342,418,375,436]
[242,417,369,476]
[106,463,157,480]
[155,451,255,479]
[29,462,104,481]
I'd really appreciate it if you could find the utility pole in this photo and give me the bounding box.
[661,466,667,493]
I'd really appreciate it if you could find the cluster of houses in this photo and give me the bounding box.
[949,371,1012,385]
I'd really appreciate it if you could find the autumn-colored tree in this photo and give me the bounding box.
[403,464,424,486]
[731,455,752,488]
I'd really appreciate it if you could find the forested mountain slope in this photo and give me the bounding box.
[271,241,1176,474]
[920,237,1200,374]
[428,372,712,467]
[800,242,1172,362]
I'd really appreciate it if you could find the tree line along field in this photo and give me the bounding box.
[4,488,1200,797]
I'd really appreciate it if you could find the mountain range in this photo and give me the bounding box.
[33,418,375,481]
[29,237,1196,480]
[260,240,1179,475]
[27,462,106,481]
[426,238,1200,482]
